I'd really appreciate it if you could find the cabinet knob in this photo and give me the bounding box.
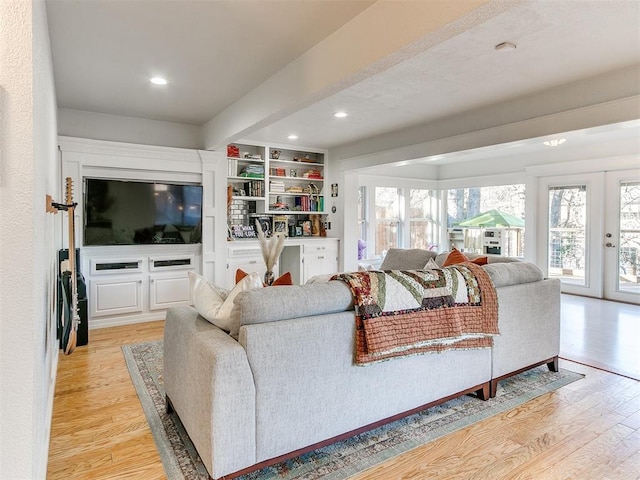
[318,256,324,259]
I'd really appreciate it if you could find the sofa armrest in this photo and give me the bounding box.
[164,306,256,479]
[492,278,561,379]
[483,262,543,287]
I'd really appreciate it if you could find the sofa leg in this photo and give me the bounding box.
[489,379,499,398]
[166,395,174,414]
[476,383,490,401]
[547,356,559,372]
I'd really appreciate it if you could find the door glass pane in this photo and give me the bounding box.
[375,187,399,255]
[409,189,437,250]
[619,181,640,293]
[548,185,587,285]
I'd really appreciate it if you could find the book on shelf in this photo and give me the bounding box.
[243,180,263,197]
[302,169,323,179]
[239,164,264,178]
[269,167,287,177]
[227,158,238,177]
[270,180,285,193]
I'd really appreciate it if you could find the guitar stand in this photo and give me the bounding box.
[46,192,88,350]
[46,194,77,214]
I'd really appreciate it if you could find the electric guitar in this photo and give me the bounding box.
[60,177,80,355]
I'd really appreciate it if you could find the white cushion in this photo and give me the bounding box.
[189,271,228,322]
[424,258,440,269]
[188,271,263,336]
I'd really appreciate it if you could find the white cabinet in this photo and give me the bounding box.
[149,272,191,310]
[302,240,339,283]
[90,276,143,317]
[227,245,278,289]
[84,250,198,327]
[277,239,339,285]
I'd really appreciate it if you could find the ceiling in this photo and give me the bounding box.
[46,0,640,165]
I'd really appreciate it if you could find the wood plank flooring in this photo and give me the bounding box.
[48,319,640,480]
[48,321,166,480]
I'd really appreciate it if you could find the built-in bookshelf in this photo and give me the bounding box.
[226,143,328,239]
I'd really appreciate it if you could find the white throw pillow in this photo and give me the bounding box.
[218,271,263,337]
[424,258,440,270]
[188,271,263,335]
[188,271,228,323]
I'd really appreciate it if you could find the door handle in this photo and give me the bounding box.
[605,242,616,248]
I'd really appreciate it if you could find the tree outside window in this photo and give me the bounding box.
[447,184,526,255]
[375,187,401,255]
[357,186,368,259]
[548,185,586,281]
[410,189,438,250]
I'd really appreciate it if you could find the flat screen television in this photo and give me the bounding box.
[84,178,203,246]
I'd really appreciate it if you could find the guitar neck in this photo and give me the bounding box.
[65,178,79,318]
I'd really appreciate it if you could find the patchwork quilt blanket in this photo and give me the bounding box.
[332,262,498,365]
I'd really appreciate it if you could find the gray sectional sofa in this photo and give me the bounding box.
[163,248,560,479]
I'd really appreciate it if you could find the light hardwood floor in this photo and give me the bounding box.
[48,300,640,480]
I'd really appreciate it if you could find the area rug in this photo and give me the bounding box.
[123,341,583,480]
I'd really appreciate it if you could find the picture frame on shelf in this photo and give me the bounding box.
[255,216,272,237]
[272,215,288,236]
[300,220,312,236]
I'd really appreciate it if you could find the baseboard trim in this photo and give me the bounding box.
[89,312,166,330]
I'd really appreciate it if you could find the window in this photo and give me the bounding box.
[375,187,401,255]
[409,189,438,250]
[357,186,368,259]
[447,184,525,256]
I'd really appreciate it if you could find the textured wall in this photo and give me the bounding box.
[0,0,59,478]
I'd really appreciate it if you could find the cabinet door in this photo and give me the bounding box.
[90,276,143,317]
[227,259,279,289]
[303,253,338,283]
[149,272,192,310]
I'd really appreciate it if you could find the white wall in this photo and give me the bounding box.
[58,108,201,149]
[0,0,60,478]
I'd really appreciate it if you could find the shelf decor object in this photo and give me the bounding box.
[255,219,286,286]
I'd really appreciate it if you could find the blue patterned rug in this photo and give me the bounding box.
[123,341,583,480]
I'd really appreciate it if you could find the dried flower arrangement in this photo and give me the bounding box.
[255,219,286,285]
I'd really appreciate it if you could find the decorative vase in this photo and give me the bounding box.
[264,270,275,286]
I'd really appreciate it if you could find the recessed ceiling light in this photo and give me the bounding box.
[543,138,566,147]
[287,134,298,140]
[494,41,516,51]
[150,76,168,85]
[334,111,348,118]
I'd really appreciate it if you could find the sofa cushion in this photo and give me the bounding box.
[235,269,293,286]
[425,258,440,269]
[441,247,488,267]
[235,281,354,326]
[189,271,263,336]
[188,271,228,322]
[483,262,544,287]
[379,248,437,270]
[435,251,520,267]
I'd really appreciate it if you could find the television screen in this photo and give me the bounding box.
[84,178,203,246]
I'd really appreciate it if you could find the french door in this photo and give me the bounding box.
[538,170,639,304]
[604,170,640,303]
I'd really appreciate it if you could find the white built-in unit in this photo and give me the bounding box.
[227,238,339,287]
[59,137,226,328]
[87,252,198,327]
[226,143,327,237]
[58,136,340,327]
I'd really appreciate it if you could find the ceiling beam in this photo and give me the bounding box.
[201,0,516,150]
